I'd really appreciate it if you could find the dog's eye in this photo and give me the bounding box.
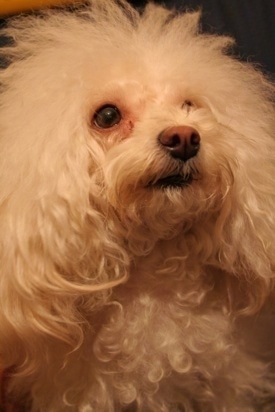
[93,105,122,129]
[182,100,193,111]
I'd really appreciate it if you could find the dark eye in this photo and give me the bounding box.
[182,100,193,110]
[93,105,122,129]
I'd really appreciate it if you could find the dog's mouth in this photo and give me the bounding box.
[149,173,193,189]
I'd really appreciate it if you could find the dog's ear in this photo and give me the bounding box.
[0,120,128,362]
[0,121,129,368]
[0,0,135,371]
[207,68,275,312]
[0,69,128,373]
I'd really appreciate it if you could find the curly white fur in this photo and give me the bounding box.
[0,1,275,411]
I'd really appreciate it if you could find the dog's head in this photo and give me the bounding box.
[0,0,274,359]
[1,1,273,233]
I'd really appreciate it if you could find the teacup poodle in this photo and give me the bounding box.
[0,1,274,411]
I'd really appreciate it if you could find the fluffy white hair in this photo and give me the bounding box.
[0,0,275,411]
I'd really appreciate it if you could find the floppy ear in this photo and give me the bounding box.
[0,44,128,372]
[204,64,275,312]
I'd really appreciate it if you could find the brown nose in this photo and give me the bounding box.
[158,125,200,161]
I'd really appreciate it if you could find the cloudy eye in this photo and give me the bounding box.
[93,105,122,129]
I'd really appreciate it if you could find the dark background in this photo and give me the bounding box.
[0,0,274,74]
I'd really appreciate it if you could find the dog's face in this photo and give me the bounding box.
[1,3,273,250]
[84,59,235,241]
[0,2,273,271]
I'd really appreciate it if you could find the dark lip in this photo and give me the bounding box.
[151,173,193,189]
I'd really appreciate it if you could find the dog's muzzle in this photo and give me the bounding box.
[147,125,200,189]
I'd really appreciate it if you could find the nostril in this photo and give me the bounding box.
[167,133,181,148]
[190,131,200,147]
[158,130,181,149]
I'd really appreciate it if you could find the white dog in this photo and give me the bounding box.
[0,1,274,411]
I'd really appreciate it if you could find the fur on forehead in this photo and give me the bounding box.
[2,0,273,111]
[2,0,232,61]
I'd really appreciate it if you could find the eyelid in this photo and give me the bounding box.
[182,100,199,113]
[94,104,119,115]
[182,100,193,108]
